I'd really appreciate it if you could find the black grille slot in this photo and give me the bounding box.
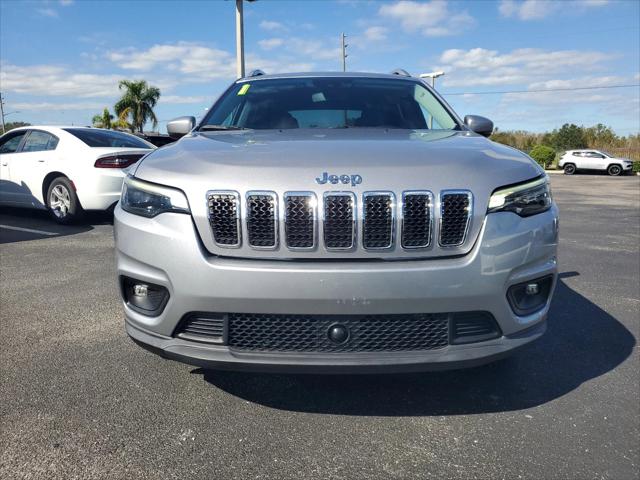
[285,194,315,249]
[207,192,240,246]
[246,193,277,248]
[363,193,394,249]
[451,311,501,344]
[440,192,471,247]
[324,194,355,249]
[227,313,450,352]
[402,193,432,248]
[176,314,225,344]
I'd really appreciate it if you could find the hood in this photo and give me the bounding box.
[133,129,543,260]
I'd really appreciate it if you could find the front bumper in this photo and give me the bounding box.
[115,203,559,373]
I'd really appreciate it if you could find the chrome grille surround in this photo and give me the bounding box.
[245,191,278,250]
[206,190,241,248]
[284,192,317,250]
[401,190,434,249]
[362,191,395,250]
[323,192,356,251]
[439,190,473,247]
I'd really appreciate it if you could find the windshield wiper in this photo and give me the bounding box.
[199,124,248,131]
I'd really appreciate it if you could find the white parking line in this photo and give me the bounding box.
[0,224,59,236]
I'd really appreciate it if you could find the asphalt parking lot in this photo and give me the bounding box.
[0,175,638,480]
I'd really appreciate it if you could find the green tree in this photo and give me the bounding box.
[114,80,161,133]
[552,123,587,151]
[3,121,30,133]
[92,108,114,129]
[529,145,556,169]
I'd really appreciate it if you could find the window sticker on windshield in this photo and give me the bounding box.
[312,92,326,103]
[237,84,251,95]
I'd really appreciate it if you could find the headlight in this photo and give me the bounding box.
[121,175,190,218]
[487,177,552,217]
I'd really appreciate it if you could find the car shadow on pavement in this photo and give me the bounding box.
[0,207,109,244]
[198,277,636,416]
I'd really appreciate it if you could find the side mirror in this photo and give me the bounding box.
[464,115,494,137]
[167,116,196,139]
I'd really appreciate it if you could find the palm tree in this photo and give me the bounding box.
[114,80,161,133]
[92,108,113,129]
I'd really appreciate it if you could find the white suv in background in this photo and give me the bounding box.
[558,149,633,176]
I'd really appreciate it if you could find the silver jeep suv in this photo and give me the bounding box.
[115,71,558,373]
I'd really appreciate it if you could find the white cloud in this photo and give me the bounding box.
[0,64,123,98]
[11,101,106,111]
[378,0,475,37]
[107,42,236,79]
[259,20,286,32]
[160,95,209,105]
[36,7,58,18]
[59,0,74,6]
[258,38,284,50]
[436,48,610,87]
[362,26,388,42]
[499,0,610,20]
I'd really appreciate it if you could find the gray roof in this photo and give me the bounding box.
[237,71,420,82]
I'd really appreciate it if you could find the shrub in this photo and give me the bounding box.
[633,161,640,173]
[529,145,556,169]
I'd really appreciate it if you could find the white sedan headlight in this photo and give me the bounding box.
[487,176,552,217]
[121,175,190,218]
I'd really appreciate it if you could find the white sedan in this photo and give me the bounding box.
[0,126,154,223]
[558,149,634,176]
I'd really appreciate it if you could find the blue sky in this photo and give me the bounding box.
[1,0,639,135]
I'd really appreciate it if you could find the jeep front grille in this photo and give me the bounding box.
[323,193,356,250]
[284,193,316,249]
[401,191,433,248]
[207,191,241,247]
[246,192,277,249]
[206,189,473,253]
[363,192,394,249]
[439,191,472,247]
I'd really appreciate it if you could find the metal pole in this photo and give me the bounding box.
[236,0,245,78]
[341,33,347,72]
[0,94,5,135]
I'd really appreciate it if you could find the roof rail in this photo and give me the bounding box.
[390,69,411,77]
[248,69,266,77]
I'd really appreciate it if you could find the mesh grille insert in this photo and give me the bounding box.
[227,313,450,352]
[402,193,432,248]
[363,193,394,249]
[440,192,471,247]
[324,194,355,249]
[285,194,315,249]
[207,192,240,246]
[246,193,277,248]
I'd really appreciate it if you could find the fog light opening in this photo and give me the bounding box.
[507,275,553,316]
[121,276,169,316]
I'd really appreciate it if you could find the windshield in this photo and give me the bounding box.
[64,128,153,148]
[200,77,458,130]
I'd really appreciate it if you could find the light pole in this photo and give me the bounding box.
[235,0,257,79]
[341,33,348,72]
[419,71,445,128]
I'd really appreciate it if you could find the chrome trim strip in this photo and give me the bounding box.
[283,191,317,251]
[245,190,278,250]
[323,191,356,251]
[438,190,473,248]
[362,191,396,250]
[401,190,434,249]
[205,190,241,248]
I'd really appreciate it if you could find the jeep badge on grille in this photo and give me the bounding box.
[315,172,363,187]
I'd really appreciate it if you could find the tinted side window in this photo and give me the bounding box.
[22,131,59,152]
[0,131,28,154]
[64,128,152,148]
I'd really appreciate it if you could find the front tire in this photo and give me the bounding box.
[46,177,82,224]
[563,163,576,175]
[607,164,622,176]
